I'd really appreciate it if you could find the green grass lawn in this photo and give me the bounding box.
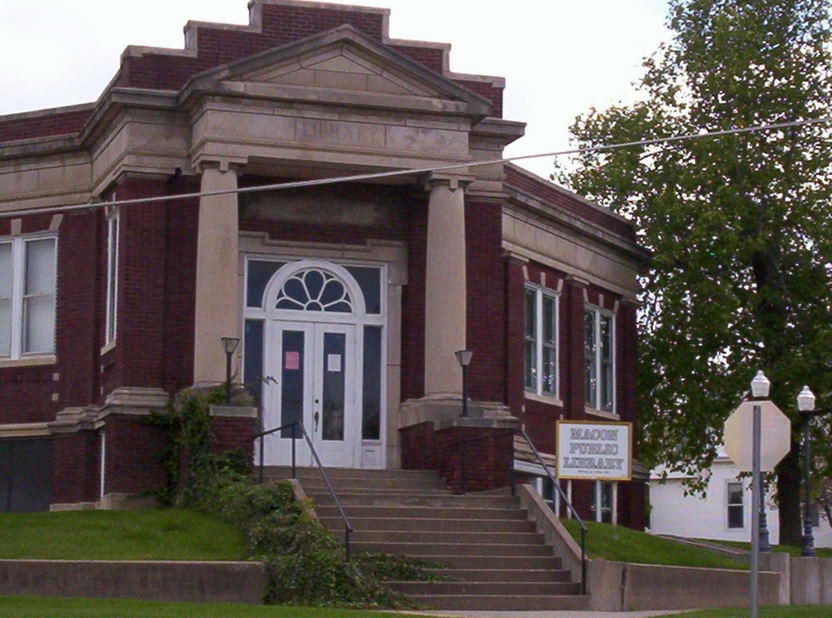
[0,597,416,617]
[0,509,246,560]
[560,519,748,570]
[703,538,832,558]
[659,608,832,617]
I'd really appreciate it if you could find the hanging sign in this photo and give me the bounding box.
[556,420,632,481]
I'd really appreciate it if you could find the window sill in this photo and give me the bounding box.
[585,406,619,420]
[0,355,57,368]
[524,392,563,407]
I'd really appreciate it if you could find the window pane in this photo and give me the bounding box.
[247,261,284,307]
[585,311,597,407]
[524,289,537,390]
[542,345,556,395]
[543,295,556,343]
[524,340,536,390]
[244,319,264,401]
[280,330,305,438]
[0,244,11,298]
[25,239,56,295]
[362,326,382,440]
[727,483,744,528]
[24,295,55,353]
[0,299,10,356]
[321,332,345,441]
[346,266,382,314]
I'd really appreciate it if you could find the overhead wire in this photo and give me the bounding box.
[0,115,829,219]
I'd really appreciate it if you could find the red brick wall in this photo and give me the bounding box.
[103,416,167,494]
[162,177,199,394]
[401,197,428,400]
[211,415,256,461]
[433,425,513,493]
[57,210,102,408]
[465,200,505,402]
[0,108,92,143]
[51,432,99,504]
[504,166,635,240]
[399,421,434,470]
[0,211,101,423]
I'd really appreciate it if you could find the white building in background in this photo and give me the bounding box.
[649,449,832,548]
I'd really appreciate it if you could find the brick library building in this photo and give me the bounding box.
[0,0,648,527]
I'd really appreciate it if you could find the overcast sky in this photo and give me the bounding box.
[1,0,671,178]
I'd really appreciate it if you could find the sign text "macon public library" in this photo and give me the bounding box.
[556,420,632,481]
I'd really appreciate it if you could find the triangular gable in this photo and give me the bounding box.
[182,25,491,115]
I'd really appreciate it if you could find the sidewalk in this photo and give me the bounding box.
[402,610,691,617]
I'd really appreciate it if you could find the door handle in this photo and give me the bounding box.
[314,411,320,432]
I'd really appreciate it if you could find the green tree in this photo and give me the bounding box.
[562,0,832,544]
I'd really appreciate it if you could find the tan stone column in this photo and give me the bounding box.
[193,162,240,385]
[423,174,472,396]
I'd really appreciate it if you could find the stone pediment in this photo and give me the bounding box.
[181,25,491,117]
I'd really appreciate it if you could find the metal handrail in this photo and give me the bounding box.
[517,427,588,596]
[453,426,588,595]
[253,421,354,561]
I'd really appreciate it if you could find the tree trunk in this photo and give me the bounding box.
[776,442,803,547]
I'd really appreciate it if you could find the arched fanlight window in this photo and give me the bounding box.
[275,268,354,313]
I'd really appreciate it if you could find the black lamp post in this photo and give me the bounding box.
[221,336,240,405]
[797,385,818,557]
[455,349,473,417]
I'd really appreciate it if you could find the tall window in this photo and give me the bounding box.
[585,308,614,411]
[727,482,744,528]
[0,236,57,359]
[590,480,615,523]
[524,286,558,397]
[105,207,120,345]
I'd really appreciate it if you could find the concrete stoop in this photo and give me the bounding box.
[263,467,589,611]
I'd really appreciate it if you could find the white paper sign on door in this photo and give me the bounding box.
[327,354,342,372]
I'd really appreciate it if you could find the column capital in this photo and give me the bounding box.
[193,157,246,175]
[423,172,476,192]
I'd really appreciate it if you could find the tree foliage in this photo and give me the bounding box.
[561,0,832,543]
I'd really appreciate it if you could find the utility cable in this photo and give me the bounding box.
[1,115,829,219]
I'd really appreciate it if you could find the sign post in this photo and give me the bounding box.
[723,379,791,618]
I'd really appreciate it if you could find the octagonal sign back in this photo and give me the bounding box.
[723,400,791,472]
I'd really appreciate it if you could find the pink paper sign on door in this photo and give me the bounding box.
[285,351,300,370]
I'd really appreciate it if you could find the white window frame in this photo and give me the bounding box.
[590,480,617,524]
[104,205,120,346]
[585,306,616,413]
[727,481,744,529]
[524,285,559,399]
[0,234,58,360]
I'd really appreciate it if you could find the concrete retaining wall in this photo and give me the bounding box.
[791,557,832,605]
[589,560,781,611]
[0,560,266,604]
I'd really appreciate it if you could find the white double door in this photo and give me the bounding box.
[262,320,358,468]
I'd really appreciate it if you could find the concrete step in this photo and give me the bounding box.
[404,555,563,570]
[405,594,589,611]
[351,541,553,557]
[287,477,447,491]
[387,581,580,596]
[424,568,569,582]
[262,466,440,482]
[320,516,537,533]
[314,505,528,520]
[346,530,545,545]
[308,492,519,508]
